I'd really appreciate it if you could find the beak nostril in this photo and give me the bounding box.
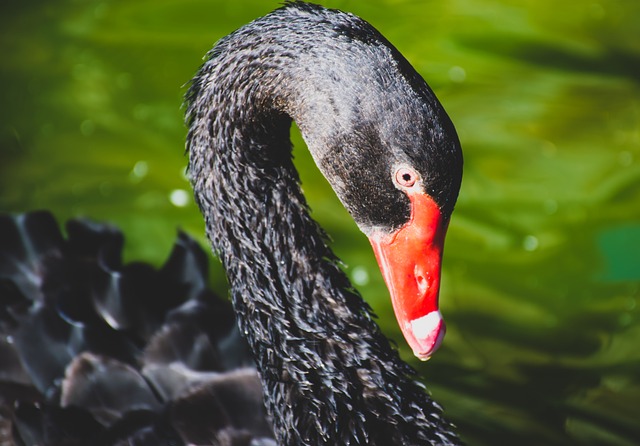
[416,274,428,295]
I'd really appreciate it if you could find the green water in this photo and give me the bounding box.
[1,0,639,444]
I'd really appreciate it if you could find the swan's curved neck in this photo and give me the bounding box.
[186,4,459,445]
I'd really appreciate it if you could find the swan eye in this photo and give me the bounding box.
[394,166,419,189]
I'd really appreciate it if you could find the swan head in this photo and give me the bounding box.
[280,8,463,360]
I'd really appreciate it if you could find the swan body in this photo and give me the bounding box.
[0,211,274,444]
[0,2,462,445]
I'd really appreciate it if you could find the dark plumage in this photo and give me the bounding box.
[0,1,463,445]
[0,211,272,445]
[186,2,461,445]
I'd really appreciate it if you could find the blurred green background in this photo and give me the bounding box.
[1,0,639,444]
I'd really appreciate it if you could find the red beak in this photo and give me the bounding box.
[368,192,448,361]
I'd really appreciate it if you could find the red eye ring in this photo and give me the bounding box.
[394,166,418,188]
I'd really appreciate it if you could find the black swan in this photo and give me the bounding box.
[0,2,463,445]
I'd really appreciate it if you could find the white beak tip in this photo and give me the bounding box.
[409,311,445,361]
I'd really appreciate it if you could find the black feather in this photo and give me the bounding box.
[0,211,270,445]
[186,2,461,445]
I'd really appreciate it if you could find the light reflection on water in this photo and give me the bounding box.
[1,1,639,444]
